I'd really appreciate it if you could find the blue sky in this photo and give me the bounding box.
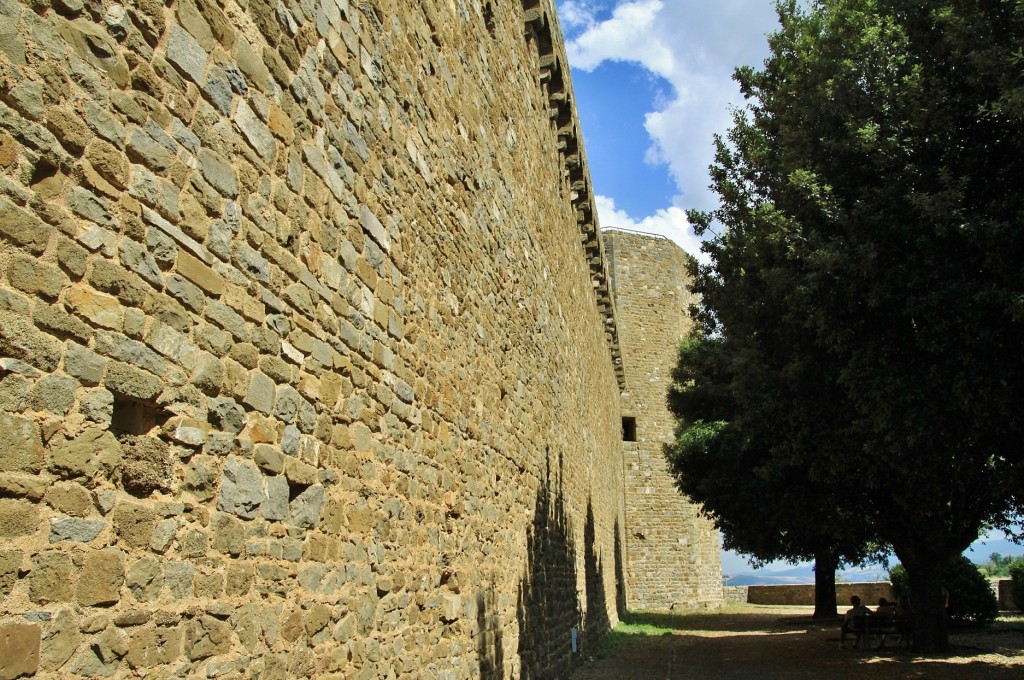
[555,0,781,259]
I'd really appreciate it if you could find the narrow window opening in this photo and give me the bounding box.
[483,2,496,37]
[111,393,169,436]
[622,417,637,442]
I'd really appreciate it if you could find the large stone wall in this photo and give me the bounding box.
[605,229,722,611]
[0,0,627,677]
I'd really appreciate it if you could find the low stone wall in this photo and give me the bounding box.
[743,583,894,607]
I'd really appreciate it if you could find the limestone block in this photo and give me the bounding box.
[0,413,43,473]
[111,503,158,548]
[29,551,75,604]
[0,549,21,599]
[28,373,78,416]
[65,344,108,385]
[126,556,164,602]
[88,259,148,306]
[287,484,325,529]
[43,482,94,517]
[7,255,67,300]
[77,548,124,606]
[0,313,62,371]
[48,427,121,482]
[78,387,114,425]
[218,457,264,519]
[39,608,80,672]
[164,560,195,599]
[0,374,28,412]
[166,24,209,84]
[125,624,183,670]
[262,475,289,521]
[0,498,38,538]
[211,511,244,556]
[66,285,123,331]
[185,615,231,661]
[147,518,176,553]
[0,197,51,253]
[49,517,106,543]
[104,361,162,402]
[0,623,40,680]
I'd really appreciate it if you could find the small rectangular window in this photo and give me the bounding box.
[622,417,637,442]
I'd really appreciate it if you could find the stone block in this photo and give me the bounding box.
[28,373,79,416]
[262,475,289,521]
[287,484,325,529]
[167,24,208,84]
[44,482,94,517]
[125,624,183,669]
[211,511,244,555]
[0,623,40,680]
[244,370,275,414]
[111,503,158,548]
[0,196,51,253]
[7,255,67,300]
[78,387,114,425]
[104,361,162,401]
[0,550,22,600]
[198,148,238,198]
[29,551,75,604]
[0,498,38,538]
[39,608,80,672]
[185,615,230,661]
[0,413,43,473]
[66,284,123,330]
[164,560,195,599]
[176,250,225,295]
[125,556,164,602]
[0,313,61,371]
[77,548,124,606]
[65,343,107,384]
[48,427,122,481]
[49,517,106,543]
[218,457,263,519]
[88,258,149,306]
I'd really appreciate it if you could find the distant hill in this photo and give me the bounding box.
[724,564,890,586]
[722,536,1023,587]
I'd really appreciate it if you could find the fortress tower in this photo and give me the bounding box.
[605,229,724,611]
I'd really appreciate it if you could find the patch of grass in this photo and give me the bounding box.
[592,612,686,659]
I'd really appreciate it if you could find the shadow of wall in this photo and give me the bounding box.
[514,453,618,678]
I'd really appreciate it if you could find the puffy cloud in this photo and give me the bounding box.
[595,195,708,264]
[562,0,778,218]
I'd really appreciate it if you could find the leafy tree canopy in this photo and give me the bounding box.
[668,0,1024,650]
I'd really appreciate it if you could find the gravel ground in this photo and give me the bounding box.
[570,605,1024,680]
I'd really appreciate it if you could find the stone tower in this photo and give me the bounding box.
[605,229,723,611]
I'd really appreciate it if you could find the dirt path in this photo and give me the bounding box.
[570,605,1024,679]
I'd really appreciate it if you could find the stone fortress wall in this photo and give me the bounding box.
[0,0,716,678]
[604,229,723,612]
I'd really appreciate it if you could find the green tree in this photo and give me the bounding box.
[890,558,998,627]
[673,0,1024,652]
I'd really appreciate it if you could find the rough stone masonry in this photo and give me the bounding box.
[0,0,718,678]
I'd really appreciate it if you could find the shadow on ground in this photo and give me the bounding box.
[572,605,1024,680]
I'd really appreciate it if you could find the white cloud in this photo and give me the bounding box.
[558,0,598,29]
[595,194,708,264]
[562,0,778,220]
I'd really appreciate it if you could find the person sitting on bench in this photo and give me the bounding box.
[840,595,870,648]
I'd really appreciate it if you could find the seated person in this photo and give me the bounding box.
[840,595,870,648]
[871,597,895,618]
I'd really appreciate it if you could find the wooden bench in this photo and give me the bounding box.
[847,612,909,648]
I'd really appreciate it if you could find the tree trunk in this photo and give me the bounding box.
[903,553,950,652]
[812,552,838,619]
